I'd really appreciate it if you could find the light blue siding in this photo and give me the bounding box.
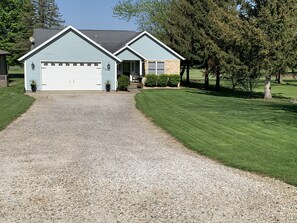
[129,35,179,60]
[24,31,117,90]
[116,49,143,61]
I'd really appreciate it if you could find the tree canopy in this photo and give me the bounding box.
[33,0,65,29]
[114,0,297,97]
[113,0,171,37]
[0,0,64,65]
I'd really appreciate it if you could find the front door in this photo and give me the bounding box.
[123,62,130,76]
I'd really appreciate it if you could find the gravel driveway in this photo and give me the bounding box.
[0,92,296,222]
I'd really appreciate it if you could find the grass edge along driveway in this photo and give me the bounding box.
[135,89,297,186]
[0,79,35,131]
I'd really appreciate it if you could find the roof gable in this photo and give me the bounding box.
[126,31,185,60]
[19,26,122,62]
[114,46,146,60]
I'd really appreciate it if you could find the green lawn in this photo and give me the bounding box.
[135,89,297,186]
[188,68,297,99]
[0,78,34,131]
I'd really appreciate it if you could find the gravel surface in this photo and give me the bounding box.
[0,92,296,223]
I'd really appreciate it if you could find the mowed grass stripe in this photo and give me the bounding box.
[141,90,283,152]
[136,89,297,185]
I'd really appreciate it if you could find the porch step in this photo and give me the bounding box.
[128,83,139,89]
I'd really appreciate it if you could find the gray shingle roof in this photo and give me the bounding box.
[33,29,140,53]
[0,49,9,55]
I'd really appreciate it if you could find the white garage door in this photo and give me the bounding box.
[41,62,102,90]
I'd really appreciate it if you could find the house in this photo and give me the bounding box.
[18,26,185,91]
[0,49,9,87]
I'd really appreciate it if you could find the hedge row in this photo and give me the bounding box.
[145,74,180,87]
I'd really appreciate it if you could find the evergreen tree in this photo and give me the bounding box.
[163,0,203,84]
[0,0,34,65]
[33,0,64,29]
[240,0,297,99]
[164,0,242,90]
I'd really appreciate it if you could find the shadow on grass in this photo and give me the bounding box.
[181,81,293,100]
[264,102,297,114]
[283,80,297,86]
[8,73,24,78]
[181,81,264,99]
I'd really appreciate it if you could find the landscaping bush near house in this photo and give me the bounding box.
[157,74,168,87]
[145,74,158,87]
[168,74,180,87]
[118,75,130,91]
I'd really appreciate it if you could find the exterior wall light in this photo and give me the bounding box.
[107,63,110,71]
[31,62,35,70]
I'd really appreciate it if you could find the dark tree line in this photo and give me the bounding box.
[0,0,64,65]
[114,0,297,99]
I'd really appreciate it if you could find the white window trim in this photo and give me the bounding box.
[148,60,165,75]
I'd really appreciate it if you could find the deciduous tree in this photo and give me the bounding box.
[113,0,171,37]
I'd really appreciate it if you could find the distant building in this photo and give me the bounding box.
[0,49,9,87]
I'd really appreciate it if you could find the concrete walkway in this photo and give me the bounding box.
[0,93,296,222]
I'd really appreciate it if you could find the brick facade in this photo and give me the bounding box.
[144,60,180,75]
[164,60,180,74]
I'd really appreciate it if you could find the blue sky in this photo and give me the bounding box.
[55,0,138,31]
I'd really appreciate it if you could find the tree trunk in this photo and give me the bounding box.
[180,62,186,82]
[264,76,272,99]
[186,60,190,84]
[215,68,220,90]
[204,65,209,89]
[275,73,281,84]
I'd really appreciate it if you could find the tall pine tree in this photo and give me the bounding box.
[33,0,64,29]
[240,0,297,99]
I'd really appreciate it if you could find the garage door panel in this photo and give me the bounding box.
[41,62,102,90]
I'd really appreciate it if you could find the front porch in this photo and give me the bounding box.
[117,60,144,83]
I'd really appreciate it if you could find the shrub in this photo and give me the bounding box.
[157,74,168,87]
[168,74,180,87]
[145,74,158,87]
[117,75,130,91]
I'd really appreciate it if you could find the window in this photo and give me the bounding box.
[43,63,48,66]
[148,61,156,74]
[73,63,77,66]
[51,63,55,66]
[66,63,70,66]
[87,63,91,66]
[80,63,84,66]
[59,63,63,66]
[157,62,165,74]
[94,63,98,66]
[148,61,165,74]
